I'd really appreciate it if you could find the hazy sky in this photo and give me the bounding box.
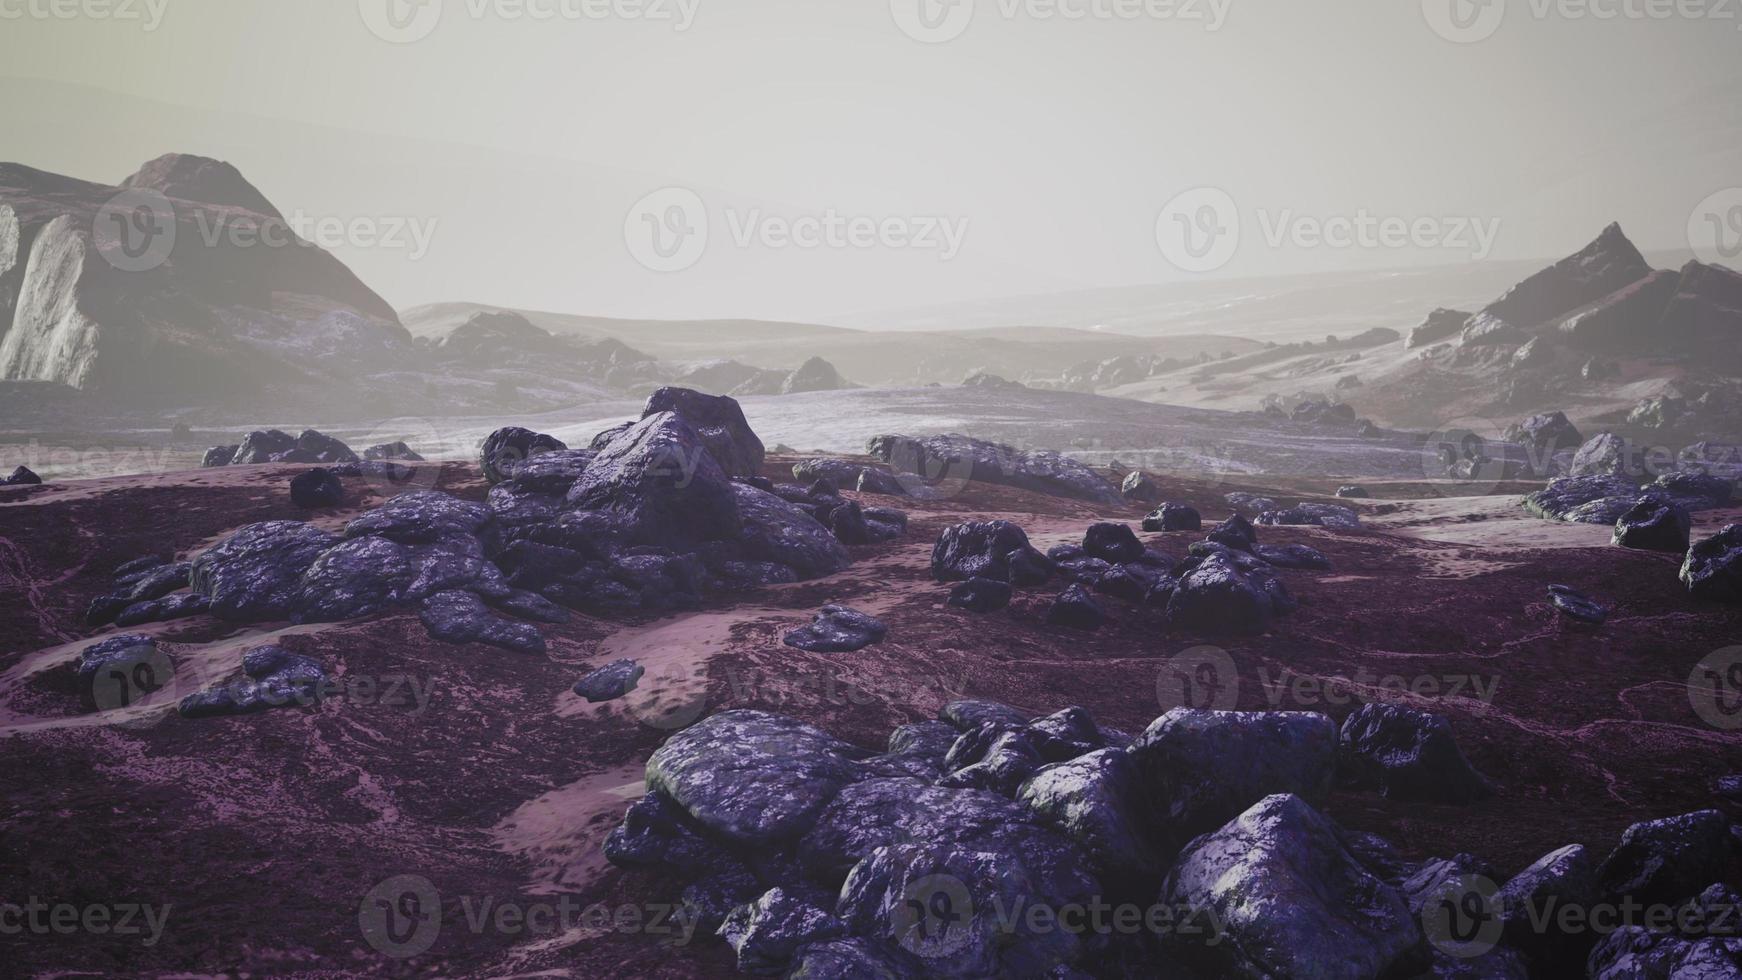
[2,0,1739,322]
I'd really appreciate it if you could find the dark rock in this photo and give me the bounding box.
[479,426,569,484]
[3,464,42,485]
[827,500,872,546]
[645,710,867,845]
[935,730,1042,795]
[946,577,1011,613]
[940,699,1030,732]
[178,646,326,719]
[1206,514,1258,550]
[348,490,492,545]
[486,589,570,623]
[1144,502,1201,532]
[231,428,298,464]
[1257,502,1361,529]
[792,458,905,497]
[1596,809,1739,906]
[1045,583,1105,630]
[1166,552,1293,635]
[1337,703,1492,803]
[418,590,545,654]
[191,521,341,621]
[126,561,191,600]
[1612,496,1692,552]
[1653,471,1734,509]
[930,520,1031,582]
[1093,564,1152,603]
[290,536,414,622]
[1335,485,1370,499]
[1130,708,1337,848]
[644,387,766,479]
[201,445,237,468]
[866,432,1121,505]
[1004,545,1054,587]
[730,484,851,579]
[590,421,633,450]
[1120,470,1161,503]
[1548,584,1608,624]
[499,449,596,493]
[113,554,168,579]
[717,887,846,976]
[604,790,743,876]
[289,467,344,508]
[783,605,887,653]
[779,356,850,395]
[1557,267,1682,350]
[1523,474,1643,523]
[1018,747,1166,880]
[1225,492,1279,517]
[1568,432,1634,478]
[1585,922,1742,979]
[294,428,357,463]
[114,592,210,626]
[1252,543,1331,569]
[84,594,134,627]
[1682,525,1742,602]
[1495,844,1599,966]
[363,441,424,461]
[1504,411,1585,462]
[1082,522,1144,564]
[574,659,644,703]
[1659,259,1742,350]
[1160,793,1424,978]
[568,412,740,547]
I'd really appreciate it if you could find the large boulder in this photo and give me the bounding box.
[1144,502,1201,532]
[643,387,766,479]
[231,428,298,464]
[1595,809,1739,906]
[1681,525,1742,601]
[1165,552,1293,635]
[779,356,850,395]
[1407,307,1471,348]
[288,467,343,508]
[1495,844,1599,967]
[931,520,1034,583]
[783,606,887,653]
[1523,474,1643,523]
[1129,708,1338,849]
[1568,432,1634,478]
[567,411,741,547]
[1082,522,1144,564]
[729,483,851,579]
[645,710,869,846]
[1337,703,1492,804]
[866,433,1121,506]
[1612,496,1692,552]
[1016,747,1166,881]
[1504,411,1584,463]
[1160,793,1426,979]
[190,521,341,621]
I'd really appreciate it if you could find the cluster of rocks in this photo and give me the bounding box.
[790,458,907,497]
[201,428,360,468]
[84,555,209,628]
[178,645,329,718]
[864,433,1122,506]
[599,699,1735,978]
[935,510,1325,636]
[1220,491,1362,529]
[97,390,899,656]
[2,465,40,486]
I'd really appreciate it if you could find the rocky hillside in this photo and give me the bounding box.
[0,154,407,409]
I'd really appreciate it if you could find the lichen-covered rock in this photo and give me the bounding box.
[1337,703,1492,804]
[729,483,850,579]
[418,590,545,654]
[346,490,492,544]
[1160,793,1425,979]
[191,521,341,621]
[1523,474,1643,523]
[646,710,869,846]
[784,605,887,653]
[1129,708,1338,849]
[717,887,846,976]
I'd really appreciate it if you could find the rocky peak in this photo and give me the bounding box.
[1462,223,1653,344]
[120,153,282,218]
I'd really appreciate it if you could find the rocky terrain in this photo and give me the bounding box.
[3,388,1741,977]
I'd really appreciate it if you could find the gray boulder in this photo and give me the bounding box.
[191,521,341,621]
[644,386,766,479]
[1337,703,1492,804]
[784,605,887,653]
[567,411,741,547]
